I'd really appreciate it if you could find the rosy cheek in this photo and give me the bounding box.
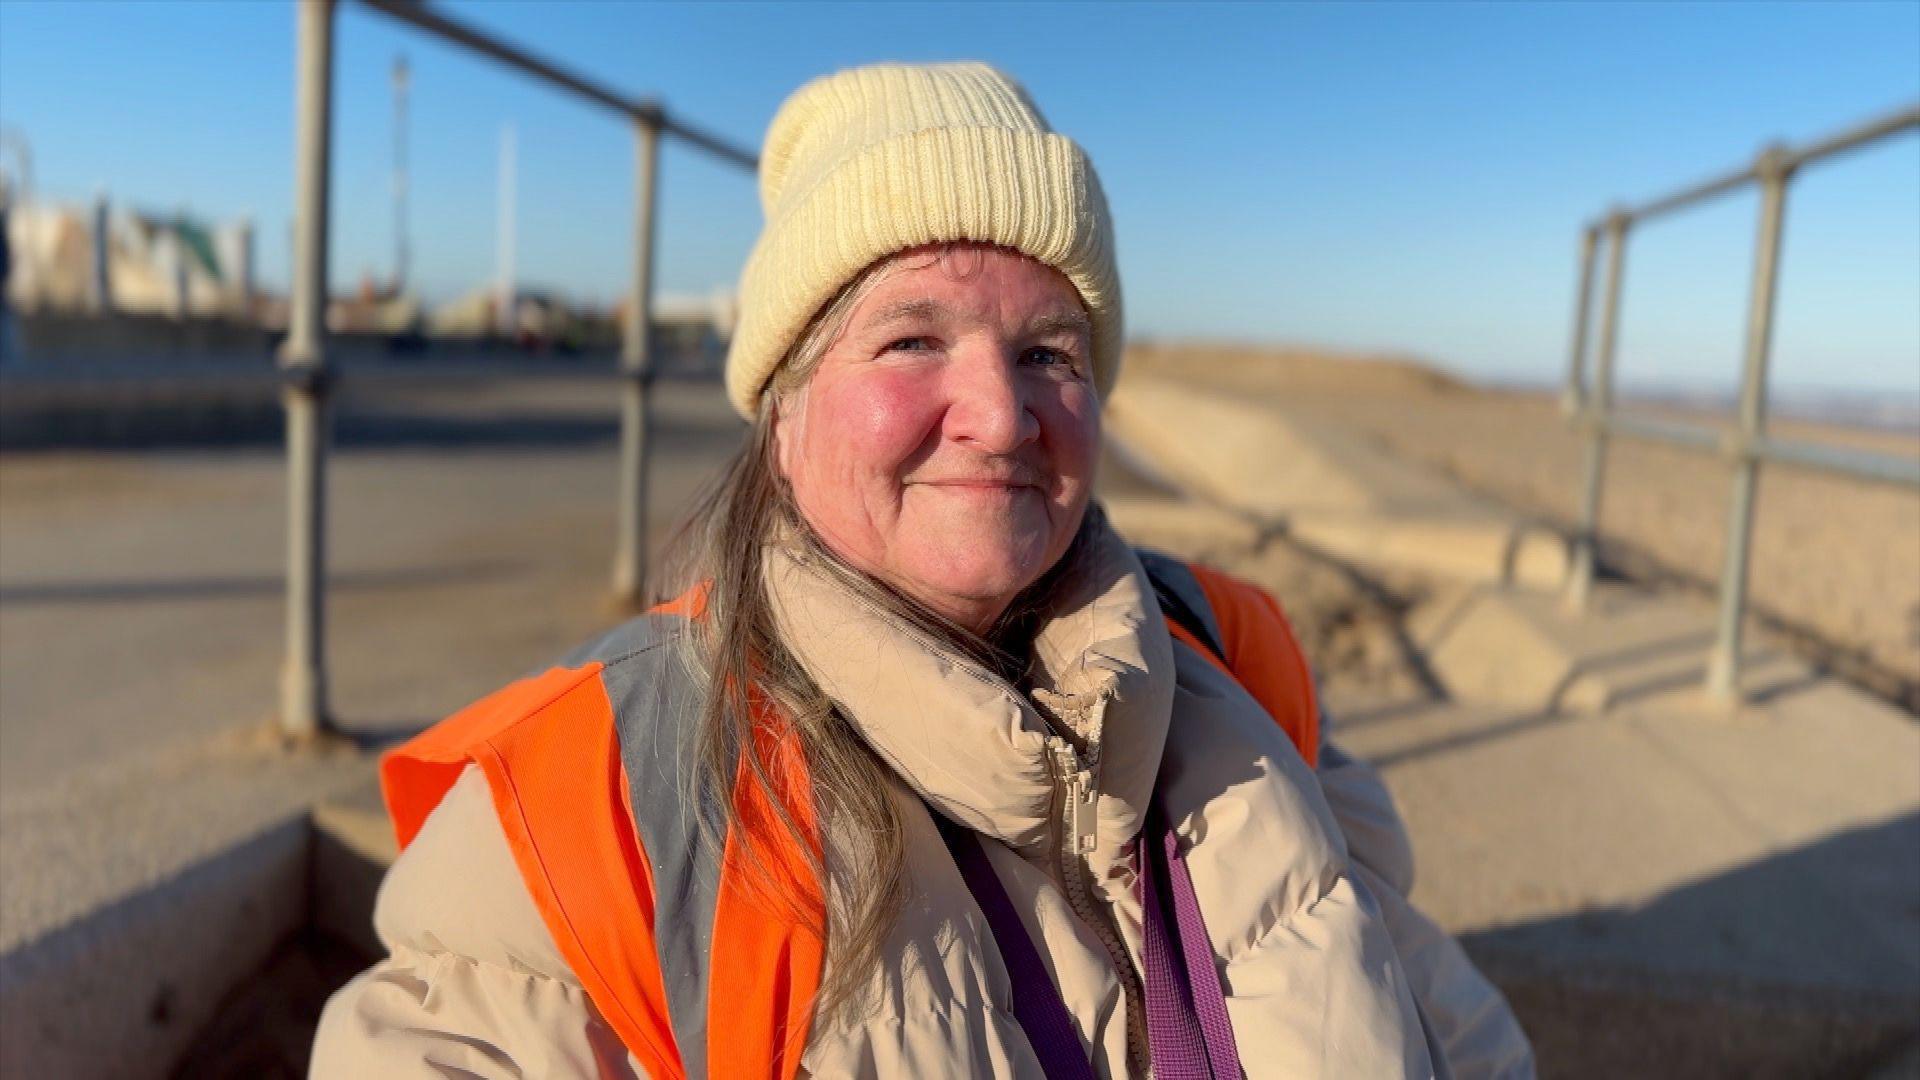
[1040,386,1101,476]
[840,371,945,467]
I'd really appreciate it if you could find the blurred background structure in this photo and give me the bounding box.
[0,1,1915,1076]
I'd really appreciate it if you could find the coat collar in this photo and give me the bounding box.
[764,508,1176,874]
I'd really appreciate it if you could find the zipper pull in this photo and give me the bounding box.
[1057,745,1098,856]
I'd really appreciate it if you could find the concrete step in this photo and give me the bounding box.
[1289,513,1568,592]
[1409,582,1813,714]
[1107,375,1569,590]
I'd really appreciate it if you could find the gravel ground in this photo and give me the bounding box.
[1130,345,1920,709]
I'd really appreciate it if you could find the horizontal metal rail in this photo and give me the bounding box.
[1594,411,1722,453]
[1592,411,1920,488]
[1606,104,1920,226]
[356,0,756,167]
[1562,101,1920,705]
[1753,434,1920,488]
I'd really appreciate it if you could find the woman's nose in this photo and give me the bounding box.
[943,344,1040,453]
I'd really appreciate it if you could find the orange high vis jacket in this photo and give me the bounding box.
[377,554,1319,1079]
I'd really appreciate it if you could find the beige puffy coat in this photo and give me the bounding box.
[313,520,1533,1078]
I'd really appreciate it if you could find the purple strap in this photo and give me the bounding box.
[938,807,1242,1079]
[1140,807,1243,1079]
[937,816,1098,1080]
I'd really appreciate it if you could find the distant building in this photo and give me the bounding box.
[427,286,734,370]
[0,186,736,373]
[631,289,736,374]
[424,286,607,353]
[2,196,255,319]
[328,273,421,336]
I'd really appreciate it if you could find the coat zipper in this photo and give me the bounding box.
[791,556,1152,1073]
[1050,738,1152,1078]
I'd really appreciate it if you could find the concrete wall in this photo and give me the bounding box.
[0,818,310,1079]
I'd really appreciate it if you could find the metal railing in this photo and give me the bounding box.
[1561,103,1920,704]
[279,0,756,738]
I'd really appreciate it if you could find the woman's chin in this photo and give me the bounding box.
[900,547,1049,621]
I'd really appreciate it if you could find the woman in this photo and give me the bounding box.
[313,62,1532,1078]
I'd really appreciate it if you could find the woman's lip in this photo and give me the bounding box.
[915,480,1037,490]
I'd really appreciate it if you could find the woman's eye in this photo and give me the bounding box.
[1023,346,1078,370]
[885,337,933,353]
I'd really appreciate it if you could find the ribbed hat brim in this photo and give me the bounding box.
[725,124,1123,417]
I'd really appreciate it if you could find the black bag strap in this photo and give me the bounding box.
[1136,548,1227,663]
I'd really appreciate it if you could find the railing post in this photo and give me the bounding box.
[614,112,661,609]
[1705,146,1794,703]
[1566,212,1629,612]
[279,0,336,740]
[1561,224,1599,417]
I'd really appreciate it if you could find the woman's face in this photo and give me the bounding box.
[774,244,1100,633]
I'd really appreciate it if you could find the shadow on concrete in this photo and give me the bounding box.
[1544,633,1827,715]
[1407,586,1485,655]
[0,560,529,608]
[1600,651,1826,714]
[1540,628,1715,712]
[324,720,440,755]
[1363,708,1578,770]
[1326,695,1445,733]
[1463,811,1920,1079]
[333,410,621,448]
[168,927,368,1080]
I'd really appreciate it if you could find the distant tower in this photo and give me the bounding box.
[225,217,256,318]
[497,123,516,337]
[391,54,410,295]
[90,192,112,313]
[0,127,33,206]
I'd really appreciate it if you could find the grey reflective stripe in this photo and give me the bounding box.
[1134,547,1224,655]
[562,611,725,1079]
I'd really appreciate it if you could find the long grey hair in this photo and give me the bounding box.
[659,243,1095,1023]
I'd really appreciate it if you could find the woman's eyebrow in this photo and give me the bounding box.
[867,298,946,327]
[865,298,1089,338]
[1027,310,1093,338]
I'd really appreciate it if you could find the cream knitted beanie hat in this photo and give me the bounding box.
[725,61,1121,417]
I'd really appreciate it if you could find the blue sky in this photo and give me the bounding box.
[1,1,1916,395]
